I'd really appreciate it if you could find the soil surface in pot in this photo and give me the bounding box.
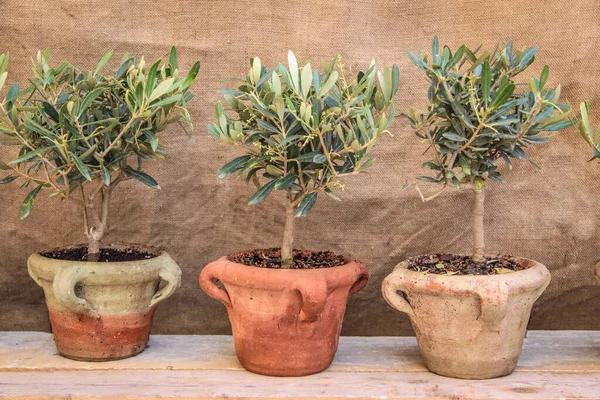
[40,247,156,262]
[407,254,524,275]
[229,248,346,269]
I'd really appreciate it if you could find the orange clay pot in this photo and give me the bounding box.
[28,248,181,361]
[200,250,368,376]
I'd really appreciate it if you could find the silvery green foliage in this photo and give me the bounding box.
[578,101,600,157]
[211,51,398,216]
[404,36,573,192]
[0,48,200,218]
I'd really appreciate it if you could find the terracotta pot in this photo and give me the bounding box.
[382,257,550,379]
[28,247,181,361]
[199,250,368,376]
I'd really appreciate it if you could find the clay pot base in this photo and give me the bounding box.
[40,247,157,262]
[228,248,346,269]
[48,308,154,361]
[407,253,525,275]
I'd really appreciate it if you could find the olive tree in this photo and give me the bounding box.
[404,37,574,262]
[211,51,398,267]
[0,49,200,261]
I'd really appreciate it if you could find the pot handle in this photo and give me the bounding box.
[149,257,182,308]
[27,257,43,287]
[53,265,98,316]
[471,282,510,331]
[381,274,415,318]
[199,263,232,307]
[293,278,328,322]
[349,264,369,295]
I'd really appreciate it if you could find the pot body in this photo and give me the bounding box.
[382,257,550,379]
[28,247,181,361]
[200,251,368,376]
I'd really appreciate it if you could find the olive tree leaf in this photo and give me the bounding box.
[124,167,160,189]
[294,192,317,217]
[20,185,43,219]
[248,179,278,205]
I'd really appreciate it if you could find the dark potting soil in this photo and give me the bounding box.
[407,254,524,275]
[40,247,156,262]
[229,248,347,269]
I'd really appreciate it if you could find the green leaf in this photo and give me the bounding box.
[481,60,491,106]
[101,165,111,186]
[0,175,16,184]
[539,65,549,90]
[489,82,515,110]
[407,51,433,72]
[149,93,182,108]
[294,192,317,217]
[181,60,201,91]
[94,50,113,76]
[78,87,105,117]
[442,132,468,141]
[0,160,10,170]
[149,77,175,102]
[519,46,538,69]
[274,173,296,189]
[248,179,278,205]
[70,152,92,181]
[217,155,252,178]
[42,101,60,122]
[391,64,400,99]
[318,71,338,98]
[9,146,54,165]
[6,82,19,103]
[0,71,7,93]
[288,50,299,92]
[301,63,313,98]
[124,167,160,189]
[169,47,178,72]
[20,185,43,220]
[432,35,439,57]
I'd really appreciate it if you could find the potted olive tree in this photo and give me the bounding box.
[200,51,398,376]
[0,49,200,361]
[577,101,600,286]
[382,37,575,379]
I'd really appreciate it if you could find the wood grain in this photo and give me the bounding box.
[0,331,599,399]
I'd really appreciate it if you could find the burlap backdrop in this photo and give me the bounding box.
[0,0,599,335]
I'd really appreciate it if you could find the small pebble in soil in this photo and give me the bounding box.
[40,247,156,262]
[407,253,524,275]
[229,248,346,269]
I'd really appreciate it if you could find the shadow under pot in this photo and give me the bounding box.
[199,250,368,377]
[28,246,181,361]
[382,257,550,380]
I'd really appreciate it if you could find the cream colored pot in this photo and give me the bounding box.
[382,258,550,379]
[28,248,181,361]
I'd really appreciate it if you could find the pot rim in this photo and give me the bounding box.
[397,255,541,276]
[223,248,357,273]
[391,255,549,289]
[35,243,164,265]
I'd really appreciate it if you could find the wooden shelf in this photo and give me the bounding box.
[1,331,599,399]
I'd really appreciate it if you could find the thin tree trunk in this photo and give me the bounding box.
[281,199,295,268]
[472,187,485,263]
[86,186,111,262]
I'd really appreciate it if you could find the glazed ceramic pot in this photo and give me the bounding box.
[199,250,368,376]
[382,257,550,379]
[28,247,181,361]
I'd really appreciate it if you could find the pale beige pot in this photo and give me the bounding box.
[28,247,181,361]
[382,258,550,380]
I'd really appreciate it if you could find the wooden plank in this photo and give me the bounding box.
[0,370,599,399]
[0,331,599,399]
